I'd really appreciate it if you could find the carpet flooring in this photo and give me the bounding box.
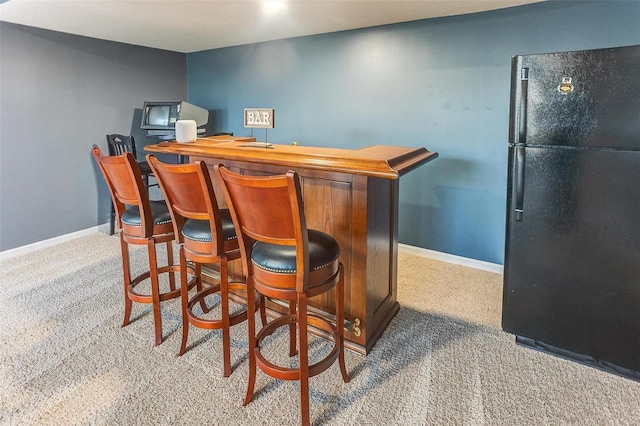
[1,233,638,425]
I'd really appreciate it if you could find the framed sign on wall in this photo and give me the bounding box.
[244,108,275,129]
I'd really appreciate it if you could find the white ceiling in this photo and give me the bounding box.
[0,0,543,53]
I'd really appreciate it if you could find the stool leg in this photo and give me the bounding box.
[187,262,207,314]
[259,296,267,326]
[110,202,116,235]
[166,240,176,291]
[148,239,163,346]
[336,264,349,383]
[298,295,310,426]
[289,301,297,357]
[178,247,191,356]
[220,255,232,377]
[194,263,210,314]
[243,276,258,406]
[120,235,133,328]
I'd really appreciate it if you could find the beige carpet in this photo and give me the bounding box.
[1,233,639,425]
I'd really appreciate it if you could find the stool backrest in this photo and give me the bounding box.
[92,146,152,237]
[147,156,225,254]
[215,164,309,291]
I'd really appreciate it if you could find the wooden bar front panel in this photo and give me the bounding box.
[192,156,396,354]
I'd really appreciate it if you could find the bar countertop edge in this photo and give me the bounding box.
[145,138,439,179]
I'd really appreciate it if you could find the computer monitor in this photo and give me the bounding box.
[141,101,209,139]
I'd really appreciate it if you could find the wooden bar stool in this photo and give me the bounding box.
[147,155,264,377]
[92,146,194,346]
[215,164,350,425]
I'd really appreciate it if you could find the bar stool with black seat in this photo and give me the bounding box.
[147,155,264,377]
[215,164,350,425]
[106,134,158,235]
[92,146,193,346]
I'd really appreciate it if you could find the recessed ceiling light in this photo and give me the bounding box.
[262,0,287,15]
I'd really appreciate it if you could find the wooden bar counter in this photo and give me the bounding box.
[146,136,438,354]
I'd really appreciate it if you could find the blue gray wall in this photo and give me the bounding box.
[186,1,640,264]
[0,23,186,251]
[1,1,638,261]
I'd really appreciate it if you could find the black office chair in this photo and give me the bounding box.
[106,134,158,235]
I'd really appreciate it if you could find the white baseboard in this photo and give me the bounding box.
[399,243,503,274]
[1,226,503,275]
[0,223,110,261]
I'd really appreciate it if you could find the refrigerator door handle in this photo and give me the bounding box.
[517,67,529,144]
[515,146,525,221]
[514,67,529,221]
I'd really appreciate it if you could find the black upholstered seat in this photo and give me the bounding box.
[121,201,172,227]
[252,230,340,274]
[182,210,237,243]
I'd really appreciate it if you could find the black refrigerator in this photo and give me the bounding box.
[502,45,640,381]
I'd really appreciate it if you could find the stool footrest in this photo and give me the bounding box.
[186,282,254,329]
[254,313,340,381]
[127,264,196,303]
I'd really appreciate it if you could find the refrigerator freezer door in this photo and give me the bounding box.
[510,45,640,150]
[503,146,640,374]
